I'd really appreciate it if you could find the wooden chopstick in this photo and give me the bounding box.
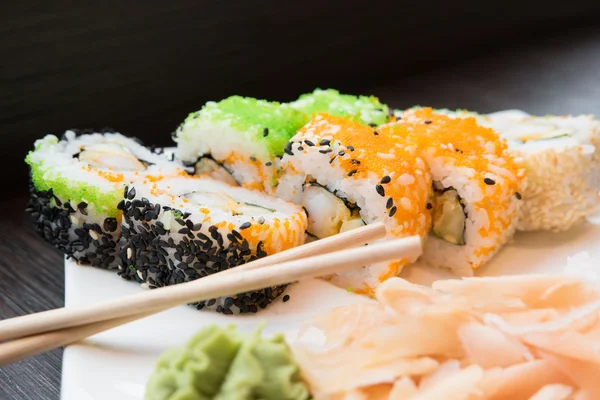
[0,311,154,366]
[0,222,386,342]
[0,235,421,365]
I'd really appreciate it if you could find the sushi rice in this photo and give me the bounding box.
[413,107,600,232]
[381,108,525,276]
[25,129,187,268]
[482,110,600,232]
[173,96,308,193]
[117,176,307,313]
[277,113,432,293]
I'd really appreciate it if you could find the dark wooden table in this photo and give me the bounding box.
[2,24,600,400]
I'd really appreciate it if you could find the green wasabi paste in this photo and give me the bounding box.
[145,325,311,400]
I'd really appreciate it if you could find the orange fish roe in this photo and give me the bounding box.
[380,108,525,273]
[277,113,432,292]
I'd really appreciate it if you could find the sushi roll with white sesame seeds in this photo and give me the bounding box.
[480,110,600,232]
[417,108,600,232]
[276,113,432,294]
[289,88,391,127]
[380,108,525,276]
[173,96,308,193]
[25,129,188,268]
[117,176,307,314]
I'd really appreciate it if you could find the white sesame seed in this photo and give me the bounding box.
[127,248,132,259]
[89,230,100,240]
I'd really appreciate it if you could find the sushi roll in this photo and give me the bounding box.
[25,129,187,268]
[289,88,391,126]
[117,176,307,314]
[276,114,432,293]
[173,96,308,193]
[380,108,525,275]
[481,110,600,232]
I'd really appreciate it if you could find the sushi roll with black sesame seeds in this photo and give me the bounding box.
[289,88,391,127]
[117,176,307,314]
[25,130,188,268]
[276,114,432,294]
[380,108,525,275]
[173,96,308,193]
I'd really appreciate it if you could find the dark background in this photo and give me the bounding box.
[2,1,600,398]
[4,1,600,196]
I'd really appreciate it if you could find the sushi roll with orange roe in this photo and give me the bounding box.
[118,176,307,313]
[277,113,432,293]
[379,108,525,275]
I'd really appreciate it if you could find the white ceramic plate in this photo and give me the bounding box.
[60,214,600,400]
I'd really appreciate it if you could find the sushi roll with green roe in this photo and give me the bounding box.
[25,129,188,268]
[289,88,391,127]
[173,96,308,194]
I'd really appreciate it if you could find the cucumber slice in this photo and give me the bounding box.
[432,189,466,245]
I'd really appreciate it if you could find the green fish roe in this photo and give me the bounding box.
[290,88,390,126]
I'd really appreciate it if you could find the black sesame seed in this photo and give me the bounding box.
[263,127,269,137]
[386,198,393,209]
[283,294,290,302]
[182,212,191,219]
[484,178,496,185]
[338,150,345,156]
[351,159,361,165]
[369,123,377,127]
[319,148,332,154]
[250,156,257,162]
[103,218,118,232]
[284,148,294,156]
[175,218,186,226]
[347,146,355,151]
[232,230,243,240]
[375,184,385,197]
[197,232,209,241]
[117,200,126,210]
[127,188,136,200]
[424,120,432,124]
[455,148,463,153]
[380,176,391,184]
[374,131,379,135]
[426,202,433,210]
[515,192,522,200]
[389,206,397,217]
[239,222,251,230]
[265,162,272,167]
[223,297,234,309]
[319,139,330,146]
[348,169,358,177]
[178,228,189,234]
[304,140,315,146]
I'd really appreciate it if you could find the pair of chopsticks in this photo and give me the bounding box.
[0,223,422,365]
